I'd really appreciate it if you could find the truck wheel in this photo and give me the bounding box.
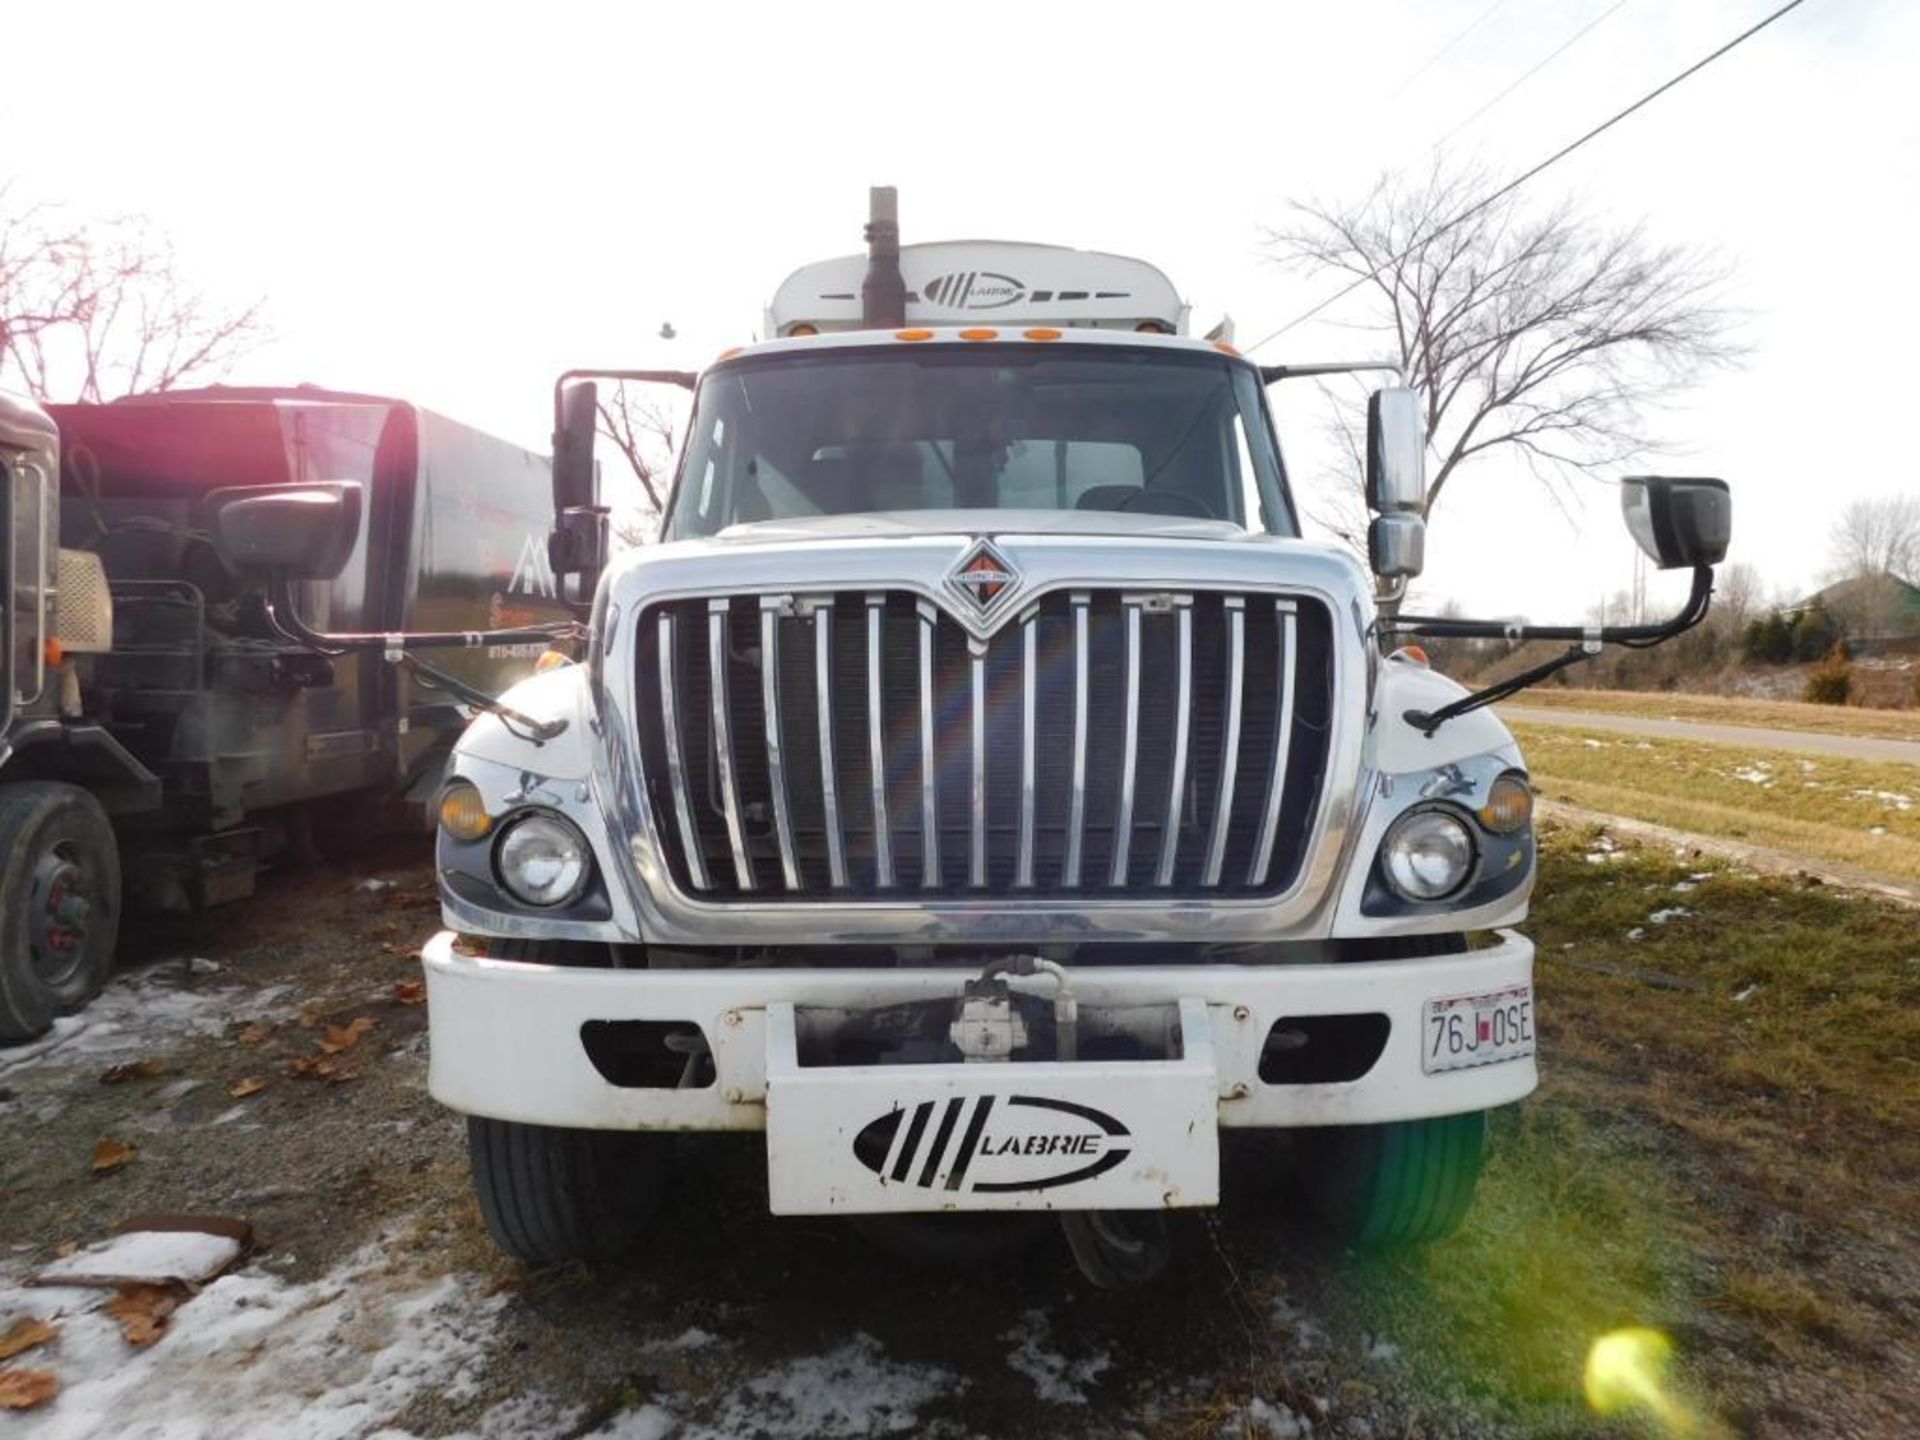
[1294,1110,1487,1248]
[467,1116,668,1265]
[0,782,121,1043]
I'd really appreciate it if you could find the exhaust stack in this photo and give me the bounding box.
[860,186,907,329]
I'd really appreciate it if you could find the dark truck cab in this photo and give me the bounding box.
[0,385,568,1039]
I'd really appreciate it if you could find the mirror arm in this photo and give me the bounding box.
[1259,360,1405,386]
[552,366,697,437]
[1392,566,1714,736]
[263,577,579,653]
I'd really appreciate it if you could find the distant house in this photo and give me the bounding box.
[1793,572,1920,651]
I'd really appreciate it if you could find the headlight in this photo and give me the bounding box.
[495,813,591,907]
[1382,809,1476,901]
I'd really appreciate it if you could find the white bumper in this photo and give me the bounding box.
[424,931,1536,1211]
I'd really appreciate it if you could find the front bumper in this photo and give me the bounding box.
[424,931,1537,1210]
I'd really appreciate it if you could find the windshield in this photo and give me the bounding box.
[662,346,1296,539]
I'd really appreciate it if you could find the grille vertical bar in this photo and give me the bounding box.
[657,610,710,890]
[1154,598,1194,887]
[760,599,800,890]
[1248,605,1300,886]
[1016,606,1038,889]
[969,638,988,888]
[707,600,754,890]
[917,600,941,889]
[1109,599,1142,887]
[813,604,848,888]
[1064,592,1089,888]
[1201,597,1246,887]
[866,593,894,889]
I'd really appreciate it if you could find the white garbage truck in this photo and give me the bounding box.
[207,190,1731,1284]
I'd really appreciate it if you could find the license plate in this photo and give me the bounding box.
[1423,984,1535,1074]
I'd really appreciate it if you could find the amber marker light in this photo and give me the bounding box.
[895,329,934,342]
[1479,773,1534,834]
[534,649,573,673]
[438,780,493,842]
[1213,341,1241,356]
[716,346,744,361]
[785,324,819,337]
[1023,328,1063,341]
[958,328,999,341]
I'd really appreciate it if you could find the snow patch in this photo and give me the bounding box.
[1245,1396,1308,1438]
[33,1230,242,1288]
[585,1334,957,1440]
[1001,1309,1110,1405]
[0,969,292,1079]
[1647,907,1691,925]
[0,1229,506,1439]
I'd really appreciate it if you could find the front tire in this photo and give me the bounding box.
[1295,1111,1488,1247]
[0,782,121,1043]
[467,1116,668,1265]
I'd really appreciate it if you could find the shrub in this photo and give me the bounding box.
[1792,602,1843,662]
[1803,646,1853,705]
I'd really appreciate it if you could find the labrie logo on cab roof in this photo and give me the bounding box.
[919,271,1026,310]
[852,1094,1132,1195]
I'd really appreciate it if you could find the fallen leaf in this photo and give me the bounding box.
[317,1017,376,1054]
[91,1138,138,1173]
[227,1076,268,1098]
[235,1022,273,1046]
[288,1056,358,1083]
[0,1319,57,1361]
[105,1284,180,1349]
[0,1368,58,1410]
[54,1241,77,1259]
[392,980,426,1005]
[100,1058,167,1083]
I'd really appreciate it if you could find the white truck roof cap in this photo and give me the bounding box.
[767,241,1189,338]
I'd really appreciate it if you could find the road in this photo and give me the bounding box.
[1499,704,1920,765]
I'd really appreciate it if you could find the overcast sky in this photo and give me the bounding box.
[6,0,1914,618]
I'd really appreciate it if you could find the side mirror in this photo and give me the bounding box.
[1368,513,1425,581]
[1621,476,1731,570]
[206,481,363,580]
[1365,387,1426,513]
[552,379,598,516]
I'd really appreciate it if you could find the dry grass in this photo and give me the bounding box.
[1512,722,1920,883]
[1334,829,1920,1431]
[1504,686,1920,741]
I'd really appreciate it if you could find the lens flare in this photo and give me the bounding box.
[1584,1327,1696,1435]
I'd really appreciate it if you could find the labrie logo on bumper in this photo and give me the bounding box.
[853,1095,1132,1194]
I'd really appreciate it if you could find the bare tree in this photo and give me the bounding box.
[0,192,265,402]
[596,381,682,547]
[1265,163,1741,523]
[1712,560,1763,636]
[1828,495,1920,581]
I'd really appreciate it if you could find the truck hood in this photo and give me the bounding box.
[709,508,1250,546]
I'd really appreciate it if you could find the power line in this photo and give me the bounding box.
[1248,0,1812,355]
[1426,0,1634,156]
[1387,0,1509,100]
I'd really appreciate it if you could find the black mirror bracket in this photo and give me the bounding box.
[1392,565,1714,736]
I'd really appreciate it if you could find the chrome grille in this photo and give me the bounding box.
[634,588,1335,901]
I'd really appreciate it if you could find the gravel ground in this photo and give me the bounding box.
[2,837,1910,1438]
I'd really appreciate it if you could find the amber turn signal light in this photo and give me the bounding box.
[1479,773,1534,834]
[438,781,493,842]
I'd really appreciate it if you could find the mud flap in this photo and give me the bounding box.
[764,998,1220,1215]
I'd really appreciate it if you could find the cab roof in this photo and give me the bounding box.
[767,241,1188,337]
[714,324,1246,370]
